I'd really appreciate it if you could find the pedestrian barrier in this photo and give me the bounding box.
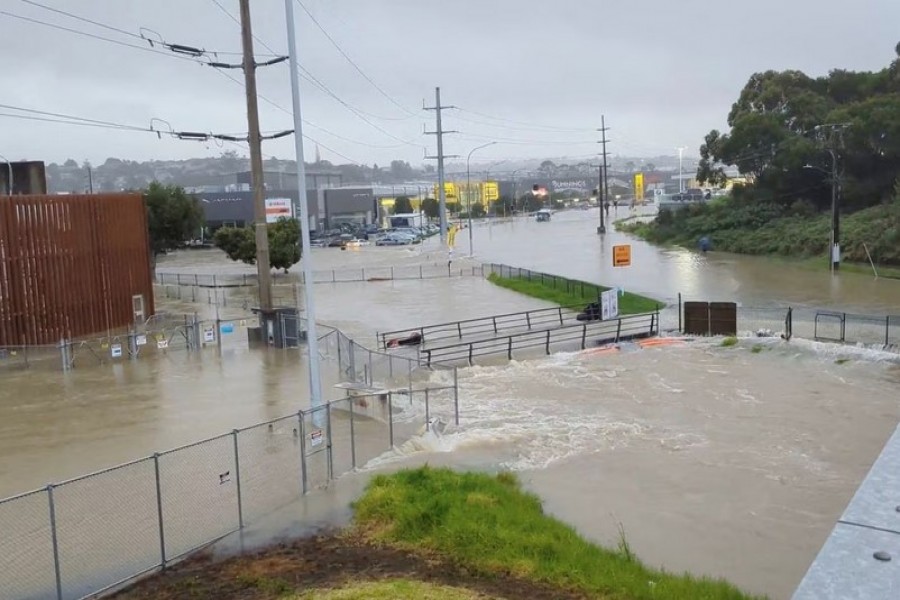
[0,324,459,600]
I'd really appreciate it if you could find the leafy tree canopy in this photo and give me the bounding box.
[697,44,900,212]
[392,196,414,214]
[144,182,203,256]
[213,218,301,273]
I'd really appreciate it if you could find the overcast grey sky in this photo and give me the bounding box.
[2,0,898,167]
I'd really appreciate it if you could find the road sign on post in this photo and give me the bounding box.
[613,244,632,267]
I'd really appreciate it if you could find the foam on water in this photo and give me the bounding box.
[361,334,900,476]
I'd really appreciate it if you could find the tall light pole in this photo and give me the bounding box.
[676,146,687,193]
[466,141,496,256]
[285,0,323,416]
[0,153,12,195]
[804,152,841,273]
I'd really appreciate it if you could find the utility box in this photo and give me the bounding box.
[250,306,304,348]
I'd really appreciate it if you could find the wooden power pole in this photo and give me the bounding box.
[238,0,272,311]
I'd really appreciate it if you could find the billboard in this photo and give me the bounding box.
[481,181,500,203]
[265,197,293,223]
[433,182,458,200]
[633,173,645,201]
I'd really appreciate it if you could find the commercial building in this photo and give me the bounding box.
[197,186,379,233]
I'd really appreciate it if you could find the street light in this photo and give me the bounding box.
[676,146,687,193]
[466,141,497,256]
[804,151,840,272]
[0,153,12,195]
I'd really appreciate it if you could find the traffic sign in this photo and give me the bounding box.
[613,244,632,267]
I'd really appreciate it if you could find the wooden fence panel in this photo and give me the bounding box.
[0,194,154,346]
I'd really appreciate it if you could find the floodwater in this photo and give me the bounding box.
[3,215,900,599]
[374,337,900,599]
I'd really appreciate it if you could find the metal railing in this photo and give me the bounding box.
[422,312,659,365]
[378,304,585,350]
[0,325,459,600]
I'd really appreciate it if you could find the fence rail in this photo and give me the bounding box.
[378,303,585,350]
[422,312,659,365]
[0,324,459,600]
[155,263,485,288]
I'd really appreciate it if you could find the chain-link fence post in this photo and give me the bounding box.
[47,485,63,600]
[298,411,308,495]
[325,403,334,481]
[349,399,357,470]
[153,453,166,569]
[388,392,395,448]
[232,430,244,529]
[453,367,460,426]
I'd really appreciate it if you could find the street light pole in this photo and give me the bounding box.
[0,153,12,195]
[466,141,496,257]
[676,146,687,193]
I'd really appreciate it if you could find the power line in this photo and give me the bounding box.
[293,0,418,119]
[454,107,595,133]
[0,9,204,63]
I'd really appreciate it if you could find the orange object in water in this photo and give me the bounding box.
[638,337,686,349]
[582,345,620,356]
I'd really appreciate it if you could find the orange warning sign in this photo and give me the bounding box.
[612,244,631,267]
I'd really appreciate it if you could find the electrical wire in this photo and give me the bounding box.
[293,0,418,119]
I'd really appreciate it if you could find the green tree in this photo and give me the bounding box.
[144,182,203,268]
[392,196,413,214]
[421,197,439,219]
[213,218,301,273]
[446,201,460,214]
[470,203,486,218]
[213,226,255,264]
[268,217,301,273]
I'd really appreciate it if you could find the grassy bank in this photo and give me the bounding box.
[354,467,758,600]
[619,195,900,273]
[487,272,661,314]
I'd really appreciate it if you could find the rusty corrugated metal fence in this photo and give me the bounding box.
[0,193,154,346]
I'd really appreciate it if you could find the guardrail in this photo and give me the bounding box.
[422,311,659,365]
[378,304,586,350]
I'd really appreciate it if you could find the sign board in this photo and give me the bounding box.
[310,429,323,447]
[601,289,619,320]
[633,173,645,201]
[203,328,215,343]
[157,339,169,350]
[264,197,293,224]
[220,322,235,334]
[135,334,147,347]
[110,344,123,358]
[482,181,500,203]
[612,244,632,267]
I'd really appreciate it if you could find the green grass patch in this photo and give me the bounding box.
[721,337,739,347]
[293,580,492,599]
[486,273,661,315]
[751,345,763,354]
[353,467,759,600]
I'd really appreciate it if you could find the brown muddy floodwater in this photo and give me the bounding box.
[2,225,900,599]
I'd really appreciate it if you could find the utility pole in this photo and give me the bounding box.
[284,0,323,414]
[597,116,610,235]
[238,0,272,311]
[425,87,458,246]
[815,123,850,273]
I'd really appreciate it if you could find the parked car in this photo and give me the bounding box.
[376,233,414,246]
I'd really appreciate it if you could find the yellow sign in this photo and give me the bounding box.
[633,173,645,201]
[448,224,458,247]
[434,183,458,200]
[612,244,632,267]
[481,181,499,203]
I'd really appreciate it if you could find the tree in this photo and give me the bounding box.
[392,196,413,214]
[421,197,440,219]
[213,226,256,264]
[144,182,204,264]
[213,218,301,273]
[268,217,301,273]
[470,203,486,218]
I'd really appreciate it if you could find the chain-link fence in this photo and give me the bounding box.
[0,360,458,600]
